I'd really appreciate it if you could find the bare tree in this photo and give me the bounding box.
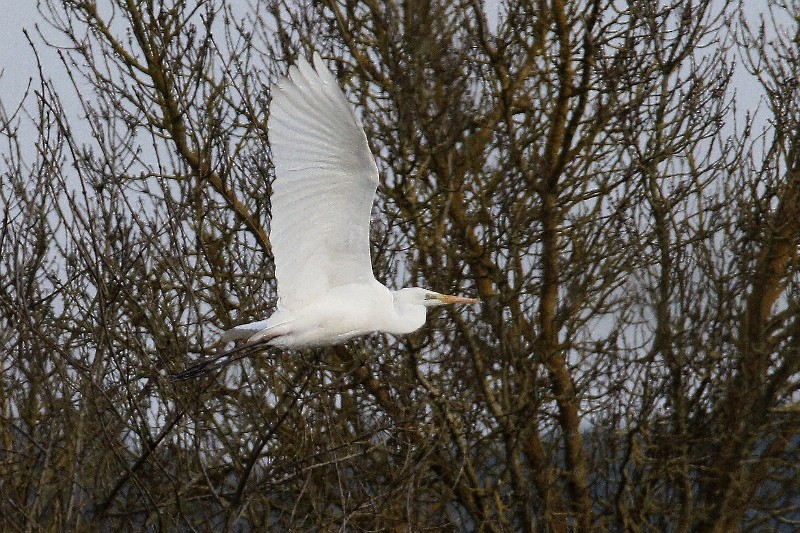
[1,0,798,530]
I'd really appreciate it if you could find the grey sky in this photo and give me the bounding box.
[0,2,41,108]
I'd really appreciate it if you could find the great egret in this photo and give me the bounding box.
[175,52,477,379]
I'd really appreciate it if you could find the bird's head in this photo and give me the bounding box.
[385,287,478,335]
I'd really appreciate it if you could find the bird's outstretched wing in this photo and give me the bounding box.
[268,52,379,310]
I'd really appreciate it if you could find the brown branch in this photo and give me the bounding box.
[705,168,800,532]
[102,1,271,255]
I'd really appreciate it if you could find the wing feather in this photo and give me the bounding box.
[267,52,379,310]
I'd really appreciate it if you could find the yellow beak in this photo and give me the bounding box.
[435,293,479,304]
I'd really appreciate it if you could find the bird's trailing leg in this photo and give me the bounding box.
[172,340,272,381]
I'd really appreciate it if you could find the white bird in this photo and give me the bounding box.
[175,52,477,379]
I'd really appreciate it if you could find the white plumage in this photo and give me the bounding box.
[175,53,476,379]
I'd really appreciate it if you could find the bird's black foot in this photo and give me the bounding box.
[171,341,268,381]
[171,357,220,381]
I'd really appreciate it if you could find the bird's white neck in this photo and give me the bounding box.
[383,289,428,335]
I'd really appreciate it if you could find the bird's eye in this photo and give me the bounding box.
[424,293,437,300]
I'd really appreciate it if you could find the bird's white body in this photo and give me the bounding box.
[220,283,431,349]
[175,52,476,377]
